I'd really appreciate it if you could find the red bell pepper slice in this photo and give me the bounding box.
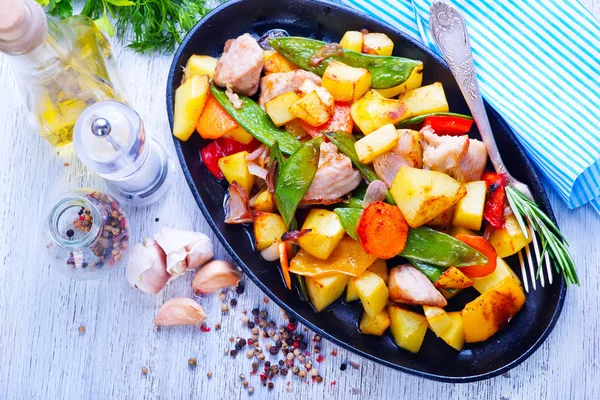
[455,234,497,278]
[424,115,473,136]
[200,138,258,180]
[483,172,507,229]
[300,102,353,138]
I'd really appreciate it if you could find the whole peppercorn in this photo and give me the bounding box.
[251,308,259,316]
[289,317,297,324]
[239,338,247,347]
[259,320,268,329]
[265,361,271,368]
[221,304,229,313]
[259,310,268,319]
[252,362,259,371]
[251,327,259,335]
[258,353,266,361]
[246,350,254,358]
[241,315,250,324]
[270,365,278,373]
[141,367,148,375]
[314,375,323,383]
[230,299,238,307]
[280,368,288,376]
[269,346,279,356]
[207,371,213,378]
[229,349,238,357]
[314,334,322,342]
[243,380,249,387]
[276,340,283,348]
[188,357,197,367]
[248,387,254,394]
[236,282,245,294]
[259,373,267,381]
[287,353,295,361]
[340,363,347,371]
[299,370,307,378]
[278,359,285,366]
[268,382,274,390]
[268,320,276,328]
[292,366,300,375]
[310,368,319,376]
[247,321,255,329]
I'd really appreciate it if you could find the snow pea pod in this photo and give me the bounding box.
[395,112,473,129]
[270,37,421,89]
[409,259,445,282]
[400,227,487,267]
[334,207,363,241]
[324,131,395,205]
[275,137,323,227]
[211,85,301,155]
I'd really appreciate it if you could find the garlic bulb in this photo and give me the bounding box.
[192,260,242,295]
[154,298,206,326]
[125,240,170,294]
[153,227,214,278]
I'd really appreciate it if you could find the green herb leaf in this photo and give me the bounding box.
[94,12,115,37]
[43,0,73,18]
[106,0,135,6]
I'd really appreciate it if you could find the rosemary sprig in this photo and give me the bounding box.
[505,187,579,285]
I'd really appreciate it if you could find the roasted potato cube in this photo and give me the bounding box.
[322,60,371,102]
[462,277,526,342]
[452,181,486,231]
[488,214,532,258]
[306,273,350,312]
[368,259,388,284]
[264,51,298,74]
[173,75,210,141]
[290,89,333,127]
[423,306,464,351]
[298,209,345,260]
[398,82,449,119]
[251,189,275,213]
[375,63,424,98]
[265,91,301,127]
[390,167,467,228]
[346,259,388,302]
[426,207,454,229]
[350,91,406,134]
[252,212,287,251]
[339,30,363,52]
[362,33,394,56]
[355,270,389,317]
[354,123,399,164]
[223,126,254,144]
[471,257,521,294]
[388,305,428,353]
[449,225,476,238]
[183,55,218,81]
[218,151,254,195]
[434,267,473,290]
[359,308,391,336]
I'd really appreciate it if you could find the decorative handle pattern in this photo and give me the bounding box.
[429,1,510,178]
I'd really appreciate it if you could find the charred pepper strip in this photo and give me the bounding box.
[483,172,507,229]
[270,37,421,89]
[324,131,395,205]
[211,85,301,155]
[395,112,473,129]
[275,137,323,228]
[399,226,488,267]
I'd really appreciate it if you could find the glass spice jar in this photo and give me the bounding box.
[44,188,129,280]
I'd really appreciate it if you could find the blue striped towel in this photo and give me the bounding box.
[343,0,600,213]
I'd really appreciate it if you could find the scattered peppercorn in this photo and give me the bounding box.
[263,297,269,304]
[316,355,325,363]
[215,324,221,330]
[331,349,338,357]
[238,338,247,347]
[66,229,75,238]
[221,304,229,313]
[251,308,259,316]
[236,282,245,294]
[268,382,274,389]
[239,374,245,380]
[349,361,360,369]
[243,380,249,387]
[207,371,213,378]
[230,349,238,357]
[259,310,268,319]
[269,346,279,356]
[247,321,255,329]
[219,292,226,302]
[299,370,307,378]
[188,357,197,367]
[230,299,238,307]
[314,375,323,383]
[141,367,148,375]
[252,362,259,371]
[248,387,254,394]
[78,325,86,334]
[154,217,159,222]
[340,363,347,371]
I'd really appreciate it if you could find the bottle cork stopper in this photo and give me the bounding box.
[0,0,47,55]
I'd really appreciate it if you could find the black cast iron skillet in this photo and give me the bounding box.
[166,0,566,382]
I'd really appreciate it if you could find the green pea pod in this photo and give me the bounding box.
[270,141,285,178]
[408,259,445,283]
[323,131,395,205]
[400,226,487,267]
[346,197,363,209]
[275,137,323,227]
[211,85,301,155]
[270,37,421,90]
[395,112,473,129]
[334,208,363,241]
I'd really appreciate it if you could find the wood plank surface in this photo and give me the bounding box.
[0,1,599,399]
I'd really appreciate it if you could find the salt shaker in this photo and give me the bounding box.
[73,101,175,206]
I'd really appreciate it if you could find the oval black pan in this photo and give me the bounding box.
[166,0,566,382]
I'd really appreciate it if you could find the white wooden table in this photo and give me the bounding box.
[2,2,600,399]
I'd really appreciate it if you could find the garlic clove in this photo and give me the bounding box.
[259,240,280,262]
[126,241,170,295]
[154,298,206,326]
[192,260,242,295]
[154,227,214,278]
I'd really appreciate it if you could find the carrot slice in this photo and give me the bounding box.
[278,240,292,290]
[356,202,409,259]
[455,234,497,278]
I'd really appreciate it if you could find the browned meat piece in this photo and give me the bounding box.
[447,139,488,183]
[214,34,264,96]
[420,126,470,172]
[373,129,422,187]
[388,264,447,307]
[224,182,252,224]
[258,70,322,106]
[302,142,361,205]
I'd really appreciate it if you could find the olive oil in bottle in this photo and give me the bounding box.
[0,0,125,147]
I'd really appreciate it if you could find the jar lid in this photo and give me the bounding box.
[73,101,145,175]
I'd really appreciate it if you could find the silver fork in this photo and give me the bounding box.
[429,2,552,292]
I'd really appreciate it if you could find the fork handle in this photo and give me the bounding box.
[429,2,509,178]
